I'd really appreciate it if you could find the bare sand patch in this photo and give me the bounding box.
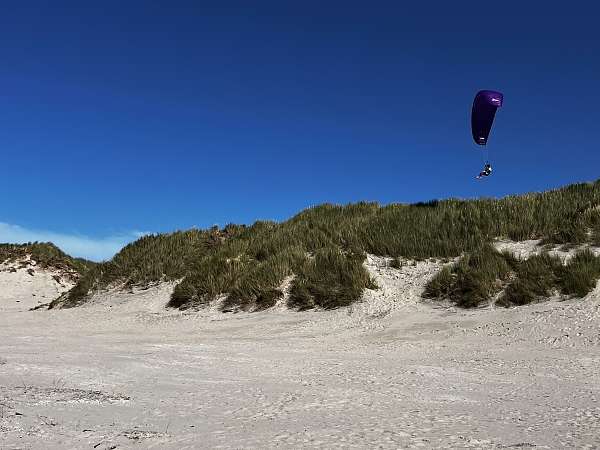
[1,254,599,448]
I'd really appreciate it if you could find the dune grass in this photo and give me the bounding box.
[423,245,517,308]
[54,179,600,310]
[427,246,600,308]
[52,227,242,308]
[557,249,600,298]
[288,247,376,310]
[0,242,95,278]
[496,253,562,306]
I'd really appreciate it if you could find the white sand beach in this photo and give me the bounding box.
[1,252,599,449]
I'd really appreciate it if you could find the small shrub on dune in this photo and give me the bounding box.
[498,249,600,307]
[167,255,249,309]
[169,246,305,311]
[424,245,515,308]
[423,265,453,299]
[288,282,315,310]
[576,206,600,246]
[169,281,199,309]
[220,247,305,311]
[451,271,495,308]
[254,288,284,310]
[288,247,374,310]
[499,253,562,306]
[542,224,588,246]
[558,249,600,298]
[389,257,403,269]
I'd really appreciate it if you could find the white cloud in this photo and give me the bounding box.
[0,222,149,262]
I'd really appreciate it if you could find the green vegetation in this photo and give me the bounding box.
[288,248,376,310]
[389,257,403,269]
[167,229,374,311]
[426,247,600,308]
[52,227,242,308]
[557,249,600,298]
[0,242,95,278]
[498,253,563,306]
[53,179,600,310]
[423,245,517,308]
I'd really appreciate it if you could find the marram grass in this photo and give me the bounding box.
[48,179,600,310]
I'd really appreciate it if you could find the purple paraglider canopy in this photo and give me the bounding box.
[471,90,503,146]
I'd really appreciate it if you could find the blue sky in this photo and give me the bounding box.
[1,1,599,260]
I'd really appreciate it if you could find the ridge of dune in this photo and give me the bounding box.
[31,240,600,315]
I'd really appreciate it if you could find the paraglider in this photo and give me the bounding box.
[471,90,503,179]
[476,163,492,180]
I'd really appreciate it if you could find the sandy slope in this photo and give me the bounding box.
[1,254,600,449]
[0,260,74,312]
[494,238,600,262]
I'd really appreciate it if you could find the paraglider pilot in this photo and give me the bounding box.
[476,163,492,179]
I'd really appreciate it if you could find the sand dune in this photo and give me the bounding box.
[1,250,599,448]
[0,259,74,312]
